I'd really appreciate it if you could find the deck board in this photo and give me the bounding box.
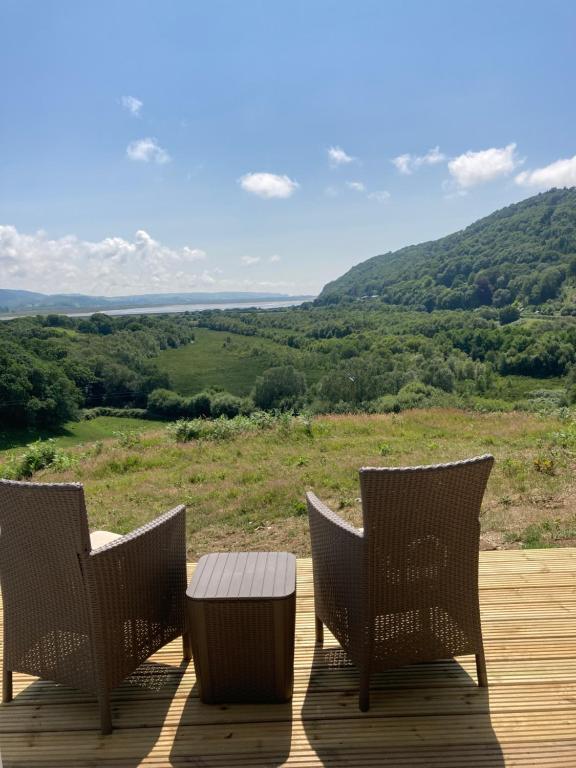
[2,551,576,766]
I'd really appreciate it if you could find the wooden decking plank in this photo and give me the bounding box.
[6,683,576,733]
[2,550,576,766]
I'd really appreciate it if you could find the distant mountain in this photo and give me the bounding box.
[317,188,576,310]
[0,290,308,313]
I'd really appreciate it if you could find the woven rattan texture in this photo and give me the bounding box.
[207,600,275,700]
[0,479,188,731]
[307,455,494,704]
[190,597,296,703]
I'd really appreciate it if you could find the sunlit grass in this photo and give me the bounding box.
[22,408,576,558]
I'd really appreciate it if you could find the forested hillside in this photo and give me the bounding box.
[0,313,195,427]
[317,188,576,311]
[5,188,576,432]
[2,303,576,432]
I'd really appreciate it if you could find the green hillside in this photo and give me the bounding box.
[318,188,576,311]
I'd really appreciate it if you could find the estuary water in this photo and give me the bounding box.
[1,298,312,320]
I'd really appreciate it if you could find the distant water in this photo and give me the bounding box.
[1,298,312,320]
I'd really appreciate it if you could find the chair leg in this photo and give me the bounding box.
[476,650,488,688]
[2,669,12,703]
[182,630,192,661]
[98,691,112,735]
[359,666,371,712]
[315,615,324,645]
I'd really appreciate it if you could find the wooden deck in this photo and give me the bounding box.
[2,550,576,766]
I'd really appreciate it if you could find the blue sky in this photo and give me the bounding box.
[1,0,575,296]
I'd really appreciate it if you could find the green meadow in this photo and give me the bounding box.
[155,327,291,396]
[15,408,576,558]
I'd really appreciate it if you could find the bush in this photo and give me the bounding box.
[187,392,212,418]
[0,439,76,480]
[210,393,250,418]
[112,430,141,448]
[83,407,149,420]
[167,411,280,443]
[396,381,442,409]
[147,389,187,419]
[253,366,306,411]
[499,305,520,325]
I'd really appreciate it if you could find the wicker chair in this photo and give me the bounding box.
[307,454,494,711]
[0,479,191,734]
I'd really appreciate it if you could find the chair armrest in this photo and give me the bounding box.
[81,505,187,690]
[307,492,364,542]
[306,492,365,654]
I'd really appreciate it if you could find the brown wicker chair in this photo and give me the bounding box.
[0,479,190,734]
[307,454,494,711]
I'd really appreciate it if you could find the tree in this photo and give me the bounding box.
[498,305,520,325]
[253,366,306,410]
[147,389,187,419]
[474,276,493,306]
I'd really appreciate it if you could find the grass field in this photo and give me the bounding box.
[156,327,324,396]
[0,416,157,454]
[492,374,565,400]
[24,408,576,558]
[155,327,289,396]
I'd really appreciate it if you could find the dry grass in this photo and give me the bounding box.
[36,408,576,557]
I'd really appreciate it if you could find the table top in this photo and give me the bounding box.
[187,552,296,601]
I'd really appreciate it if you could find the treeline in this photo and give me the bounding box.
[198,304,576,378]
[3,301,576,432]
[196,304,576,411]
[0,312,195,427]
[317,188,576,312]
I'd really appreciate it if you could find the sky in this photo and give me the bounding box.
[1,0,575,297]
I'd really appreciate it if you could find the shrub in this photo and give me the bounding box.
[167,411,280,443]
[396,381,443,409]
[210,393,248,418]
[147,389,187,419]
[83,407,149,420]
[0,439,76,480]
[112,430,141,448]
[187,392,212,418]
[253,366,306,411]
[499,305,521,325]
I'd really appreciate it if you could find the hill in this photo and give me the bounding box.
[0,289,303,313]
[317,188,576,311]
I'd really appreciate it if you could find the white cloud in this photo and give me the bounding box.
[241,255,261,265]
[392,154,412,175]
[367,190,391,202]
[325,182,390,202]
[392,146,446,175]
[126,137,171,164]
[269,254,281,263]
[239,172,299,199]
[447,143,519,188]
[120,96,142,117]
[0,225,211,295]
[327,146,354,167]
[515,155,576,189]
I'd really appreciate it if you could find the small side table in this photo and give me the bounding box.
[186,551,296,704]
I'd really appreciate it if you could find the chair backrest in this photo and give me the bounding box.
[0,480,94,686]
[359,455,494,614]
